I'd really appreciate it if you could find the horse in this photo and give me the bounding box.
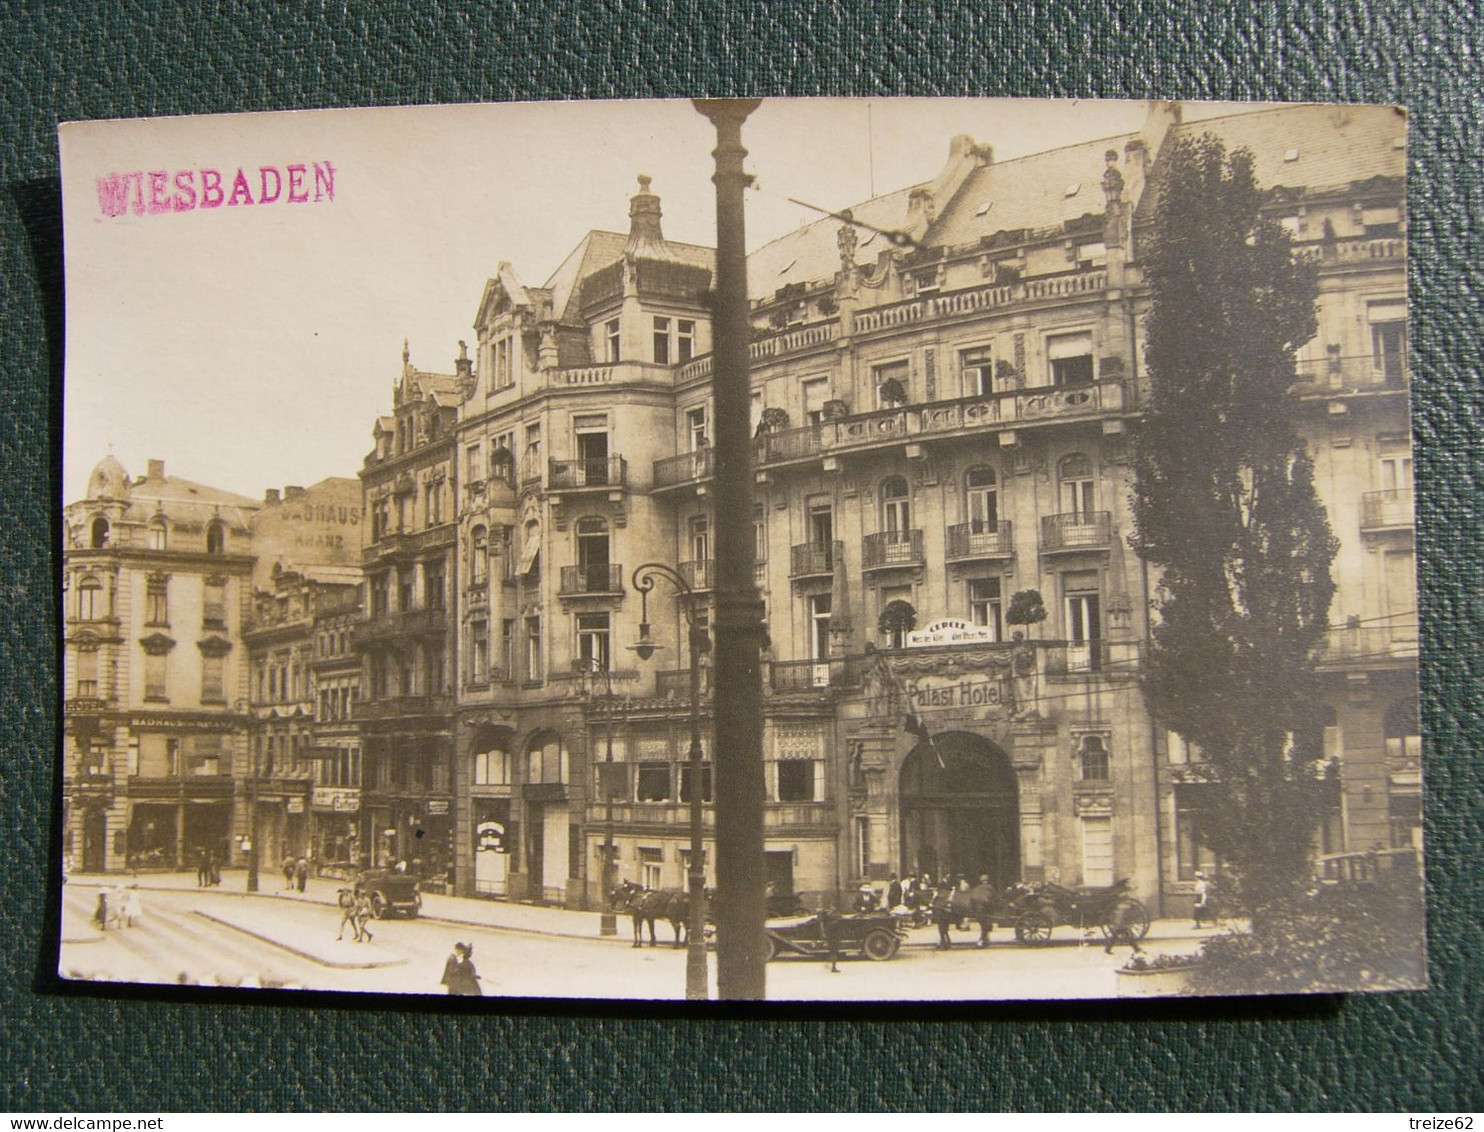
[951,877,1001,948]
[609,881,690,948]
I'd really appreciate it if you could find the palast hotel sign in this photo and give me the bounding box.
[900,620,1013,711]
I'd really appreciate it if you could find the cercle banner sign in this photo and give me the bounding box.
[905,618,999,648]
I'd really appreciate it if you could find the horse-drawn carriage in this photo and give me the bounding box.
[1000,878,1150,945]
[763,909,906,962]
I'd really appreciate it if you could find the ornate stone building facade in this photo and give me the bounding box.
[64,104,1412,917]
[62,458,259,873]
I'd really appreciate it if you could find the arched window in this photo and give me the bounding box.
[205,520,226,555]
[1079,735,1110,781]
[77,575,102,621]
[470,525,488,585]
[526,731,568,785]
[148,517,168,550]
[965,466,998,530]
[881,476,911,536]
[1058,454,1095,518]
[90,517,110,549]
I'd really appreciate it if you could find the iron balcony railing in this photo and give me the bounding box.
[789,541,837,578]
[754,424,822,465]
[768,656,863,694]
[548,456,628,490]
[653,447,714,489]
[1040,511,1112,552]
[352,694,454,721]
[1361,488,1415,530]
[862,529,924,570]
[946,520,1014,560]
[678,559,715,591]
[559,564,624,596]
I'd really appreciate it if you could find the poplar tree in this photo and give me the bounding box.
[1132,135,1338,917]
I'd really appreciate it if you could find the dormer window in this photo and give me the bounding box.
[90,517,110,549]
[205,521,226,555]
[653,316,672,364]
[148,518,168,550]
[604,318,621,363]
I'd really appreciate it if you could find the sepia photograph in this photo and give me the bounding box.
[57,95,1424,1002]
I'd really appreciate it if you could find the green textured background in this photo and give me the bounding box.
[3,1,1480,1112]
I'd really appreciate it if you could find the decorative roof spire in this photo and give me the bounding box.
[625,174,684,263]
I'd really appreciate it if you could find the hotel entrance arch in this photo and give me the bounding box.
[899,731,1020,889]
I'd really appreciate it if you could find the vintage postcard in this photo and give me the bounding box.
[58,97,1423,1001]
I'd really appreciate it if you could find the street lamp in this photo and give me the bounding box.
[693,98,768,1001]
[236,698,259,892]
[573,654,620,937]
[629,562,710,1001]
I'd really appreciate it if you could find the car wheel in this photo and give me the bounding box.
[763,934,779,963]
[371,893,390,920]
[862,929,897,961]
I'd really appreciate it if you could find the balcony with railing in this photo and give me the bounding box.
[653,447,714,491]
[548,456,628,492]
[755,424,822,466]
[1291,236,1406,268]
[862,529,924,571]
[1293,353,1408,394]
[678,559,715,591]
[946,520,1014,561]
[768,656,863,695]
[354,606,449,643]
[1040,511,1112,553]
[127,774,235,799]
[1317,621,1419,668]
[789,541,836,579]
[1361,488,1415,531]
[361,523,457,565]
[559,563,625,597]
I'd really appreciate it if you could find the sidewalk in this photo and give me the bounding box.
[66,869,616,942]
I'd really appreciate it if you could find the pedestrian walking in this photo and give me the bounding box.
[119,885,143,928]
[931,881,956,950]
[336,888,364,942]
[1104,899,1145,957]
[440,942,482,995]
[1192,871,1213,929]
[295,855,309,892]
[352,889,375,943]
[205,849,220,887]
[887,873,904,911]
[196,848,210,887]
[93,888,113,931]
[283,857,296,891]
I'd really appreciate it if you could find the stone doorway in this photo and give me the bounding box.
[899,730,1020,889]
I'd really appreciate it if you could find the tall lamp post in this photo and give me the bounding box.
[693,98,768,1000]
[574,654,620,936]
[629,562,710,1001]
[236,699,259,892]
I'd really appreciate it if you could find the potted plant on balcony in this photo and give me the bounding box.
[877,600,917,648]
[995,359,1020,390]
[878,377,909,408]
[821,399,851,422]
[754,407,791,437]
[1006,589,1048,639]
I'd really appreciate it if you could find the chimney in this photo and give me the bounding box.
[627,174,664,247]
[284,485,306,501]
[264,488,281,505]
[147,459,165,480]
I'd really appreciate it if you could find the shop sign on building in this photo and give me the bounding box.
[312,787,361,812]
[906,618,999,648]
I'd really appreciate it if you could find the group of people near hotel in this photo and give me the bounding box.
[91,884,143,930]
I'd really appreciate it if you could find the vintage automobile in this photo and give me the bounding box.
[356,869,423,919]
[1001,878,1150,945]
[763,909,906,962]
